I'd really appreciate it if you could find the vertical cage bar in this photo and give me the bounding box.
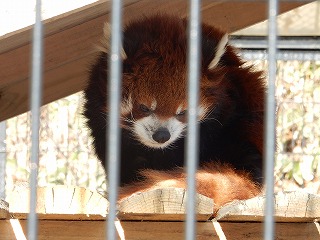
[28,0,44,239]
[0,121,6,200]
[106,0,123,239]
[185,0,201,240]
[264,0,278,239]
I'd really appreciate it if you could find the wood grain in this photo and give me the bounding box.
[216,191,320,222]
[7,186,109,220]
[0,219,319,240]
[118,188,214,221]
[6,186,320,221]
[0,199,9,219]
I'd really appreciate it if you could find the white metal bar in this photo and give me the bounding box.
[185,0,201,240]
[106,0,123,239]
[28,0,43,239]
[237,50,320,61]
[230,37,320,50]
[264,0,278,239]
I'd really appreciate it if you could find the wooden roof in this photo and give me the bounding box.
[0,0,309,121]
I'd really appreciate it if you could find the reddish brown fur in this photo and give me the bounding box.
[84,14,266,207]
[119,163,260,210]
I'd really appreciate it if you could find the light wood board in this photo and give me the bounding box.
[216,191,320,222]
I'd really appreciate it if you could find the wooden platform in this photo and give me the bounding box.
[0,0,310,121]
[1,186,320,239]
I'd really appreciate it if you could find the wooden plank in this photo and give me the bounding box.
[0,57,95,121]
[0,0,308,121]
[7,186,213,221]
[0,199,9,219]
[216,191,320,222]
[219,221,320,240]
[6,186,320,222]
[0,219,319,240]
[118,188,213,221]
[7,186,109,220]
[0,0,138,54]
[3,186,320,238]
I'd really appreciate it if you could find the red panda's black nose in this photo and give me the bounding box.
[152,128,171,143]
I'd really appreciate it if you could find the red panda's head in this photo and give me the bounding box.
[86,15,262,151]
[100,15,230,149]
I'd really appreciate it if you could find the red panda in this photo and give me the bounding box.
[83,14,265,207]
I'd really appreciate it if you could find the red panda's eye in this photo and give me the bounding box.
[177,110,187,116]
[139,104,151,113]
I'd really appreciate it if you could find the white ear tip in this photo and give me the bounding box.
[103,23,111,38]
[100,22,127,60]
[208,33,228,70]
[221,34,228,48]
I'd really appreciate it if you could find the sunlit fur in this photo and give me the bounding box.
[119,163,261,210]
[83,14,266,206]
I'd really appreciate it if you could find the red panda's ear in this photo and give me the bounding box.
[97,22,127,60]
[207,34,228,70]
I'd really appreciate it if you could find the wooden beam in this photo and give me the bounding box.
[8,186,213,221]
[6,186,320,222]
[0,219,319,240]
[0,199,9,219]
[0,0,309,121]
[7,186,109,220]
[216,191,320,222]
[118,188,213,221]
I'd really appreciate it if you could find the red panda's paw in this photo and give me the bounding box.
[118,164,261,209]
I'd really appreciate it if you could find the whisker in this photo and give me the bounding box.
[99,111,109,129]
[199,105,223,126]
[200,117,223,126]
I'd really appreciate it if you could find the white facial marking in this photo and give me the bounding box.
[176,104,185,115]
[150,99,157,111]
[176,104,208,120]
[120,94,133,115]
[133,115,186,149]
[208,33,228,70]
